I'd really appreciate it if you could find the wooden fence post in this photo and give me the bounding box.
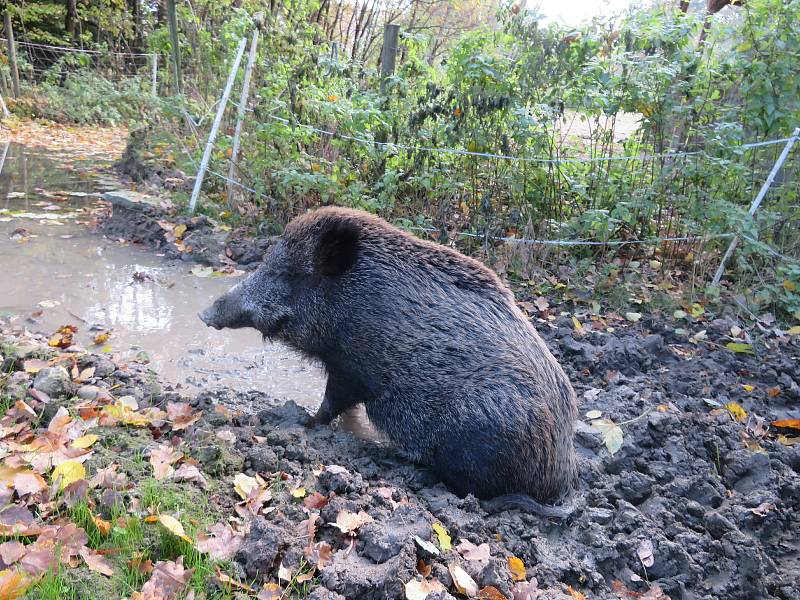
[227,25,260,208]
[379,24,400,95]
[188,37,247,214]
[4,9,20,98]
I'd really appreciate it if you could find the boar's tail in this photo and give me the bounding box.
[481,493,578,519]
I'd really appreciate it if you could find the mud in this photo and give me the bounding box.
[4,310,798,599]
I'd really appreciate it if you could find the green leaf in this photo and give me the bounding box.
[725,342,754,354]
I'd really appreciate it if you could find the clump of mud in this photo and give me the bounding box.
[2,314,798,600]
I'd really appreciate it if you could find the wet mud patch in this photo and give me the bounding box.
[3,313,797,599]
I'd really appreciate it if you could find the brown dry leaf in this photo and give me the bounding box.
[749,502,776,517]
[0,568,31,599]
[158,515,192,544]
[457,539,491,563]
[449,564,479,597]
[478,586,508,600]
[767,387,781,398]
[508,556,526,581]
[92,514,112,536]
[416,559,431,578]
[772,419,800,430]
[511,580,541,600]
[23,359,50,374]
[166,402,201,431]
[0,542,26,566]
[79,546,114,577]
[19,546,57,576]
[257,583,284,600]
[277,562,293,582]
[404,578,446,600]
[195,523,244,561]
[12,471,47,496]
[566,585,586,600]
[0,506,40,537]
[306,541,333,570]
[303,491,329,510]
[133,556,193,600]
[128,552,154,576]
[329,510,373,535]
[171,463,208,489]
[149,443,183,481]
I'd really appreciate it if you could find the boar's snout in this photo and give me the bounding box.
[198,306,223,330]
[199,284,254,331]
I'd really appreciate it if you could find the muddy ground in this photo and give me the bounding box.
[3,295,798,599]
[2,132,798,599]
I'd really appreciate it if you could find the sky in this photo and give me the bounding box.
[529,0,637,27]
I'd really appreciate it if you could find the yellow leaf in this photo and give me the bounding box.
[566,586,586,600]
[725,342,754,354]
[725,402,747,423]
[291,487,306,499]
[327,94,338,102]
[158,514,192,543]
[741,384,754,392]
[783,280,797,292]
[690,303,704,318]
[71,434,99,449]
[788,326,800,335]
[173,224,187,239]
[432,523,451,551]
[233,473,258,500]
[51,460,86,490]
[0,568,31,599]
[508,556,526,581]
[571,316,583,331]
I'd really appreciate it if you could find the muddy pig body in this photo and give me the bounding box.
[200,207,577,506]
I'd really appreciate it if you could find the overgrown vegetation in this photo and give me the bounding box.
[3,0,800,321]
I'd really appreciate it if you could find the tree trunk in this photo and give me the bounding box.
[65,0,78,41]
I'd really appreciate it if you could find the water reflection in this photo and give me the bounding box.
[0,143,326,408]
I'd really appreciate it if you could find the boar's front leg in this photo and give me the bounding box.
[309,373,364,426]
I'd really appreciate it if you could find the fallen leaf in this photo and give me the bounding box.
[741,384,754,392]
[772,419,800,430]
[149,443,183,480]
[258,582,284,600]
[291,486,306,499]
[431,523,452,551]
[93,331,111,345]
[71,434,99,449]
[566,585,585,600]
[787,326,800,335]
[158,514,192,544]
[591,418,624,454]
[749,501,776,517]
[277,562,293,582]
[767,387,781,398]
[625,312,642,323]
[449,564,479,597]
[478,586,508,600]
[0,542,26,566]
[584,410,602,420]
[457,539,491,563]
[133,556,193,600]
[725,342,754,354]
[51,461,86,490]
[0,569,30,599]
[508,556,526,581]
[404,578,445,600]
[171,463,208,489]
[725,402,747,423]
[511,580,540,600]
[572,316,583,331]
[233,473,258,500]
[303,492,329,510]
[166,402,200,431]
[306,541,333,569]
[196,523,244,561]
[637,539,654,567]
[329,510,373,534]
[80,546,114,576]
[12,471,47,496]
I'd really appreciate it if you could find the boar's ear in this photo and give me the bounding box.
[314,219,360,276]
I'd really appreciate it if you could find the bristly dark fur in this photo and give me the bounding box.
[200,207,578,506]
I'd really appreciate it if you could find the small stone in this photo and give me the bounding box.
[704,511,737,539]
[33,366,72,398]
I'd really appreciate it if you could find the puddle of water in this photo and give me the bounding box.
[0,143,325,408]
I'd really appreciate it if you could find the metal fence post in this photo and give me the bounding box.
[711,127,800,286]
[188,37,247,214]
[227,26,260,208]
[150,53,158,96]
